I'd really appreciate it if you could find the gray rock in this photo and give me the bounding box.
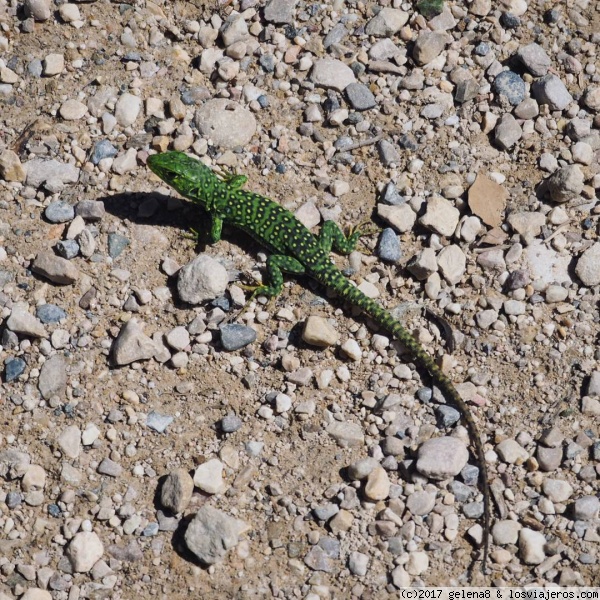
[5,357,26,382]
[517,43,551,76]
[66,531,104,573]
[36,304,66,323]
[161,468,194,514]
[31,252,79,285]
[406,490,436,515]
[220,324,257,351]
[146,411,174,433]
[177,254,228,304]
[377,139,401,166]
[532,74,573,111]
[112,319,156,365]
[38,354,67,399]
[115,93,141,127]
[376,228,401,263]
[194,99,257,149]
[537,445,563,471]
[345,83,376,111]
[220,13,249,46]
[347,457,379,480]
[24,0,51,21]
[310,58,356,93]
[263,0,297,24]
[91,140,118,165]
[572,496,599,520]
[492,519,521,544]
[327,421,364,448]
[7,303,48,338]
[493,71,526,105]
[221,414,243,433]
[494,113,522,150]
[75,200,105,221]
[98,457,122,477]
[25,159,79,189]
[107,232,129,259]
[519,528,546,564]
[413,31,448,66]
[184,506,247,565]
[348,551,369,576]
[365,8,409,36]
[544,165,584,203]
[57,425,81,459]
[55,240,79,259]
[576,243,600,286]
[416,437,469,479]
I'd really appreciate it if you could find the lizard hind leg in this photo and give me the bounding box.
[227,254,306,322]
[318,220,380,255]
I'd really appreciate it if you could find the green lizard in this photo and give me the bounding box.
[147,150,491,574]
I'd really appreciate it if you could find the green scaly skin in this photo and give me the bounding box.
[147,151,491,574]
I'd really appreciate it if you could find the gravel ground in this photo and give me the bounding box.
[1,0,600,598]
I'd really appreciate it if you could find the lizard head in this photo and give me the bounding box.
[147,151,213,204]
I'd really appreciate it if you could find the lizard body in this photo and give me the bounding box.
[147,150,491,573]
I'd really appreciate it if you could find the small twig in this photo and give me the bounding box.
[335,134,384,153]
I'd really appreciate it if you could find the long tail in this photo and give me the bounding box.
[328,270,490,573]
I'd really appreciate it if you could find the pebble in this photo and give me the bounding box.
[437,245,466,284]
[112,319,156,366]
[310,58,356,93]
[0,150,26,182]
[66,531,104,572]
[364,466,390,501]
[544,164,584,203]
[573,496,599,521]
[6,303,48,338]
[24,0,51,21]
[377,204,416,233]
[31,252,79,285]
[221,414,243,433]
[494,113,523,150]
[55,239,79,259]
[496,438,529,464]
[45,201,74,224]
[184,506,246,565]
[115,93,141,127]
[21,590,52,600]
[492,520,521,545]
[59,99,87,120]
[418,196,460,237]
[146,411,174,433]
[341,338,362,361]
[348,457,379,480]
[532,74,573,111]
[348,551,369,577]
[493,71,526,105]
[376,228,401,263]
[345,83,376,111]
[517,43,551,76]
[542,478,573,503]
[302,316,339,347]
[416,437,469,479]
[220,324,257,351]
[5,357,26,382]
[160,468,193,514]
[365,8,408,36]
[193,458,226,494]
[412,31,448,66]
[98,457,122,477]
[26,158,79,188]
[327,421,364,448]
[468,174,507,228]
[575,243,600,286]
[194,99,257,148]
[177,254,228,304]
[38,354,67,399]
[519,528,547,565]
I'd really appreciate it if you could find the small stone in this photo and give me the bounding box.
[194,99,257,149]
[412,31,448,66]
[365,7,409,36]
[263,0,296,24]
[376,228,401,263]
[310,58,356,93]
[0,150,26,182]
[327,421,364,448]
[193,459,226,494]
[406,490,436,516]
[59,3,81,23]
[517,43,551,76]
[302,316,339,347]
[496,439,529,464]
[572,142,593,165]
[38,354,67,399]
[5,357,26,382]
[161,468,194,514]
[112,319,156,365]
[492,520,521,545]
[493,71,526,105]
[341,338,362,361]
[115,93,142,127]
[43,53,65,76]
[221,414,243,433]
[364,466,390,501]
[575,243,600,286]
[418,196,459,237]
[583,87,600,112]
[66,531,104,572]
[519,528,546,565]
[573,496,599,521]
[59,99,88,120]
[494,113,522,150]
[544,165,584,203]
[542,479,573,503]
[177,254,229,304]
[532,74,573,111]
[348,551,369,576]
[57,425,81,459]
[76,200,106,221]
[220,324,257,351]
[345,83,376,111]
[45,201,74,224]
[468,174,508,227]
[165,326,190,351]
[98,457,122,477]
[6,303,48,338]
[146,411,174,433]
[348,457,379,480]
[437,245,466,285]
[417,437,469,479]
[377,204,416,233]
[31,252,79,285]
[24,0,51,21]
[184,506,247,565]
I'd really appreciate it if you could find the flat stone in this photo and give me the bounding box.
[66,531,104,573]
[418,196,459,237]
[412,31,448,66]
[576,243,600,286]
[517,43,551,76]
[468,174,508,228]
[532,74,573,111]
[416,437,469,479]
[494,113,522,150]
[327,421,364,448]
[365,8,409,36]
[112,319,156,365]
[31,252,79,285]
[302,316,339,347]
[310,58,356,93]
[193,458,226,495]
[6,303,48,338]
[194,99,257,148]
[38,354,67,399]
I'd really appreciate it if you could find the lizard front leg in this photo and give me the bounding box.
[317,220,378,255]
